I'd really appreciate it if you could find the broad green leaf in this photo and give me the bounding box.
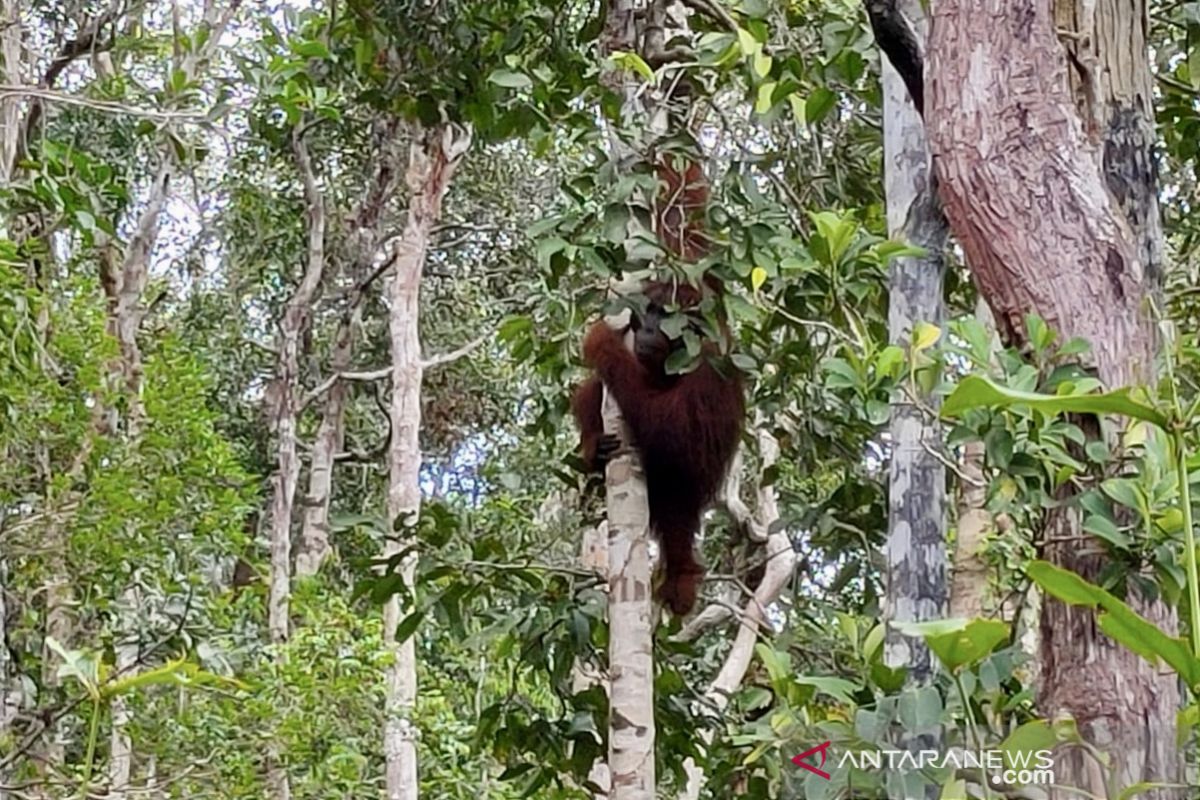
[1028,561,1200,689]
[105,659,245,698]
[753,50,772,78]
[291,40,330,59]
[736,28,759,56]
[793,675,859,706]
[1083,514,1131,547]
[942,375,1168,428]
[939,779,967,800]
[893,618,1009,672]
[754,81,776,114]
[875,345,904,379]
[488,69,533,89]
[788,94,805,126]
[805,87,837,124]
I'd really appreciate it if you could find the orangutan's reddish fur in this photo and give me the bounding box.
[571,282,744,615]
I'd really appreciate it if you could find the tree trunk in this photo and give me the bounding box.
[382,123,470,800]
[926,1,1178,796]
[598,3,656,797]
[0,0,23,188]
[1053,0,1163,289]
[263,121,329,800]
[880,0,948,681]
[296,121,402,576]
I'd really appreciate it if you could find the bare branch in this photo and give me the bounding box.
[420,331,491,369]
[302,367,391,407]
[0,86,206,122]
[678,0,738,32]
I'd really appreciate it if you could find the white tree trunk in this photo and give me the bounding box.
[263,120,328,799]
[297,124,403,575]
[595,3,657,797]
[0,0,23,189]
[108,590,141,799]
[382,123,470,800]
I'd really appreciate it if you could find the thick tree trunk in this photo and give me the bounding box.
[382,123,470,800]
[1054,0,1163,288]
[879,0,948,680]
[926,1,1178,796]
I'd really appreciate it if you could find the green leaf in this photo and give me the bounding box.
[805,88,837,124]
[607,51,654,83]
[1083,514,1131,548]
[1028,561,1200,689]
[942,375,1168,429]
[809,211,856,264]
[893,618,1009,672]
[1000,719,1080,768]
[752,50,773,78]
[912,322,941,353]
[750,266,768,291]
[736,28,759,56]
[291,40,331,59]
[394,610,425,644]
[488,69,533,89]
[754,81,776,114]
[793,675,860,706]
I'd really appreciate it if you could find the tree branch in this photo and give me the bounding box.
[421,331,491,369]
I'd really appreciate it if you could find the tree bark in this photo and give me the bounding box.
[597,3,656,797]
[296,120,403,576]
[262,119,328,800]
[382,123,471,800]
[880,0,948,682]
[926,1,1178,796]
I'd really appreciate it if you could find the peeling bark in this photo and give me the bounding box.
[383,123,471,800]
[927,1,1177,795]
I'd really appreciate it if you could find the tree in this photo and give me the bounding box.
[925,0,1179,794]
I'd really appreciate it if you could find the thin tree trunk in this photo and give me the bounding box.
[926,1,1178,796]
[262,122,328,800]
[382,123,470,800]
[949,301,1001,622]
[597,2,655,797]
[880,0,948,680]
[0,10,27,794]
[573,522,611,798]
[296,122,403,576]
[0,0,23,188]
